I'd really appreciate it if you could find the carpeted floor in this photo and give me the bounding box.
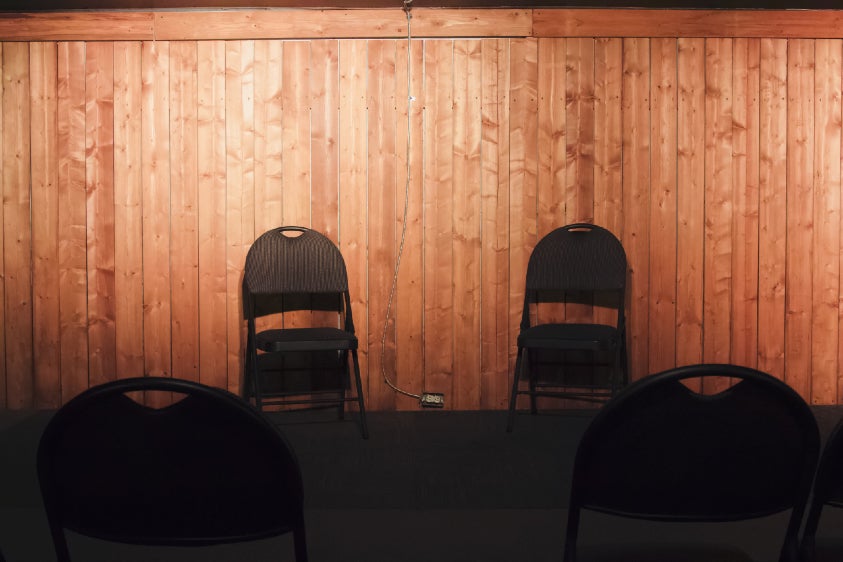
[2,406,843,561]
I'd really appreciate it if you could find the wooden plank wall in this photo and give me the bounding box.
[3,9,843,409]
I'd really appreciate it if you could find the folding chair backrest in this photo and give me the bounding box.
[244,226,348,295]
[38,377,305,551]
[526,223,627,294]
[571,364,818,521]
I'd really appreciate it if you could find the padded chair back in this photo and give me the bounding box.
[37,377,306,560]
[526,223,626,294]
[565,364,819,562]
[245,226,349,295]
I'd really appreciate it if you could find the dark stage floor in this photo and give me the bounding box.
[3,407,843,561]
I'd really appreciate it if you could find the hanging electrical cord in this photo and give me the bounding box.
[380,0,437,405]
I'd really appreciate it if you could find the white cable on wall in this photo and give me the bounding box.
[380,0,421,401]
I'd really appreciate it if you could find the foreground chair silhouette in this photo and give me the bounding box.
[507,223,628,431]
[801,414,843,561]
[564,364,819,562]
[37,377,308,561]
[243,225,368,438]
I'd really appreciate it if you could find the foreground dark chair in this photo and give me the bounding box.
[801,415,843,561]
[507,223,628,431]
[243,225,368,438]
[37,377,308,561]
[564,364,819,562]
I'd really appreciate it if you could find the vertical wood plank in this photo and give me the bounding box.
[676,38,705,373]
[480,38,510,409]
[170,41,200,382]
[565,37,595,226]
[536,38,565,238]
[281,41,312,228]
[339,39,369,405]
[253,40,283,236]
[621,37,650,382]
[0,42,5,408]
[225,40,256,396]
[423,39,455,406]
[648,38,678,375]
[197,40,228,390]
[394,37,426,410]
[535,37,567,348]
[702,38,733,386]
[3,43,33,408]
[509,37,538,407]
[786,39,815,400]
[368,39,398,411]
[311,40,340,241]
[452,39,482,410]
[562,38,595,341]
[30,42,61,408]
[57,41,89,404]
[812,39,841,404]
[114,41,144,382]
[86,42,116,390]
[758,38,788,380]
[142,40,172,393]
[731,38,761,370]
[594,37,624,335]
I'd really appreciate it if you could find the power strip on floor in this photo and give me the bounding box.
[420,392,445,408]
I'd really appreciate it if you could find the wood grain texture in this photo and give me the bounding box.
[169,40,200,383]
[197,40,228,391]
[394,37,425,410]
[757,38,788,381]
[730,38,760,371]
[30,42,60,408]
[702,38,733,386]
[812,39,842,404]
[367,39,398,411]
[676,37,705,386]
[10,28,843,409]
[3,43,33,408]
[533,9,843,39]
[423,39,455,408]
[648,38,678,375]
[479,38,510,409]
[57,41,89,404]
[8,9,843,42]
[785,39,814,400]
[142,40,172,393]
[452,39,482,410]
[113,41,144,383]
[621,37,650,382]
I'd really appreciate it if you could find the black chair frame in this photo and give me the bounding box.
[37,376,308,562]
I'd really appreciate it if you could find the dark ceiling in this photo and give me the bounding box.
[2,0,842,11]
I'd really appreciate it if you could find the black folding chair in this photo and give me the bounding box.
[507,223,628,431]
[37,377,308,561]
[243,226,368,438]
[801,414,843,561]
[564,364,820,562]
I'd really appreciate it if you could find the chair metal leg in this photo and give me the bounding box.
[293,525,309,562]
[506,348,525,432]
[251,350,264,412]
[350,349,369,439]
[527,350,538,415]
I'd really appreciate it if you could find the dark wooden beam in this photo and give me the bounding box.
[2,0,842,12]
